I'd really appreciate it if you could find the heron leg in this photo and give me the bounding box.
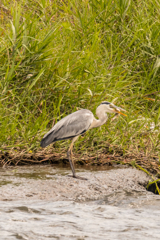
[67,149,76,177]
[67,136,87,180]
[67,136,78,178]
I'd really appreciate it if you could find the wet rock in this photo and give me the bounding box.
[0,165,151,202]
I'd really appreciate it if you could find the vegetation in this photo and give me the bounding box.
[0,0,160,177]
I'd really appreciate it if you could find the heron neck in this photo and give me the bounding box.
[95,108,108,128]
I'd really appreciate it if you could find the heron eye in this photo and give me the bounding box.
[109,104,114,108]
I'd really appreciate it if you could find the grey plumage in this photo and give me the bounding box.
[40,109,94,148]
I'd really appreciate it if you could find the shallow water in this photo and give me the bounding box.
[0,165,160,240]
[1,196,160,240]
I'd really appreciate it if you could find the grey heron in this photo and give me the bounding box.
[40,101,126,180]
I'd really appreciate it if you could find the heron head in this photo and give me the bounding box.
[100,102,127,116]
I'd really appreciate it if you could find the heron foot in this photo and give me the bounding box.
[67,175,88,181]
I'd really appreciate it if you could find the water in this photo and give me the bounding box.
[0,197,160,240]
[0,165,160,239]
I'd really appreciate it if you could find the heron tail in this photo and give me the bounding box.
[40,131,55,148]
[40,138,48,148]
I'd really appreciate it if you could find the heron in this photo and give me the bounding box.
[40,101,126,180]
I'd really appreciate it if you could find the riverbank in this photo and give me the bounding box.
[0,165,153,202]
[0,146,159,176]
[1,0,160,196]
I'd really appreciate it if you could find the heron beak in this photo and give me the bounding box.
[114,106,127,116]
[109,103,127,116]
[114,109,127,116]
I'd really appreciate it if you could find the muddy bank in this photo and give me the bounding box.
[0,165,152,202]
[1,148,159,175]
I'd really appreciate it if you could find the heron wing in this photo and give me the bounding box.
[40,109,94,147]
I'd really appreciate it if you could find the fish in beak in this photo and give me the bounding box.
[110,103,127,116]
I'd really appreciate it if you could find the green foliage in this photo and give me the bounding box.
[0,0,160,156]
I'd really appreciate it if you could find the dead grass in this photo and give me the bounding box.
[1,143,159,177]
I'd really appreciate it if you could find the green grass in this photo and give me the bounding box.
[0,0,160,162]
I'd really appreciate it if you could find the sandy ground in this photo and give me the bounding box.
[0,165,152,202]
